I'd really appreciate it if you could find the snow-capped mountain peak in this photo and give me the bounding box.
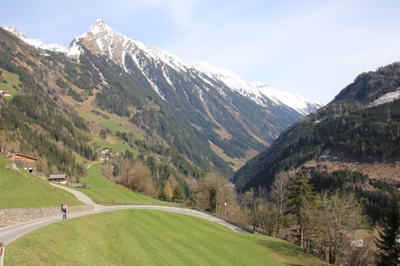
[73,19,189,73]
[4,26,66,53]
[78,18,119,42]
[3,19,323,115]
[88,18,109,35]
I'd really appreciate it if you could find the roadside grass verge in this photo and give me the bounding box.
[5,210,327,266]
[0,157,82,208]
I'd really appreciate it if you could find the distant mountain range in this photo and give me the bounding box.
[5,19,323,116]
[1,19,322,179]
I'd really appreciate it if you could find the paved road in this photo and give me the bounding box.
[0,184,247,246]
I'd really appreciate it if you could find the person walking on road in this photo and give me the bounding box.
[61,202,68,220]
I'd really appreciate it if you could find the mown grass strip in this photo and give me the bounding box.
[5,210,327,266]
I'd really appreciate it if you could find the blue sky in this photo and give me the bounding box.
[1,0,400,104]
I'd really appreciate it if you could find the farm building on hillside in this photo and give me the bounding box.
[0,90,11,97]
[7,152,38,172]
[48,174,67,184]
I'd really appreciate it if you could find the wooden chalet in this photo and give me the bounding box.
[48,174,67,184]
[7,152,38,172]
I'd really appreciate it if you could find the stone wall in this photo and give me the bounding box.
[0,204,94,228]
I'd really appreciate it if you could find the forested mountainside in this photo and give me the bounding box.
[0,20,321,191]
[233,61,400,221]
[66,19,321,167]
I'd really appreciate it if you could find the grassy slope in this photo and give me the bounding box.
[5,210,327,266]
[0,68,21,98]
[2,155,325,265]
[76,163,157,203]
[0,158,82,208]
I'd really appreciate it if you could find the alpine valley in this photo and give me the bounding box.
[234,59,400,222]
[4,17,400,266]
[0,19,322,187]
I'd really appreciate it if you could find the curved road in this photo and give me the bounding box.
[0,184,247,246]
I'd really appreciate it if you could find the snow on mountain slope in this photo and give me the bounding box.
[4,26,67,53]
[252,81,324,115]
[191,61,260,96]
[74,19,189,73]
[3,19,323,115]
[191,61,323,114]
[367,88,400,108]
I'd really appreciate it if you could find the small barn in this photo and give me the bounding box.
[48,174,67,184]
[7,152,38,172]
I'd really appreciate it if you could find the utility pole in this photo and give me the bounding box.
[224,202,227,219]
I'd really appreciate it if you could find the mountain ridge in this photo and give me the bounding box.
[4,19,323,115]
[0,19,322,187]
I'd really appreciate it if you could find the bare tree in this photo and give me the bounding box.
[116,159,157,198]
[270,172,291,237]
[254,186,278,235]
[313,190,370,264]
[195,172,234,215]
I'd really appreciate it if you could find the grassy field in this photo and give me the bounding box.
[1,68,20,87]
[0,153,169,208]
[76,163,159,203]
[91,133,137,154]
[5,210,327,266]
[0,157,82,208]
[0,68,21,98]
[1,156,326,265]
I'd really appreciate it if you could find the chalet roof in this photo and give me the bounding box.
[49,174,67,179]
[7,152,38,161]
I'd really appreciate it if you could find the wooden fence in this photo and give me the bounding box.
[95,199,184,207]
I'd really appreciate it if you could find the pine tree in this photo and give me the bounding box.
[375,194,400,266]
[172,184,184,203]
[286,172,315,249]
[286,172,315,218]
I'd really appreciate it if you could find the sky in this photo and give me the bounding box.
[1,0,400,104]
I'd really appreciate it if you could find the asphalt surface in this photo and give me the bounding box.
[0,184,247,246]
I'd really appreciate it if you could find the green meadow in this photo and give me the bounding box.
[92,133,137,154]
[5,210,327,266]
[1,149,326,265]
[0,68,21,98]
[0,157,82,208]
[76,163,161,204]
